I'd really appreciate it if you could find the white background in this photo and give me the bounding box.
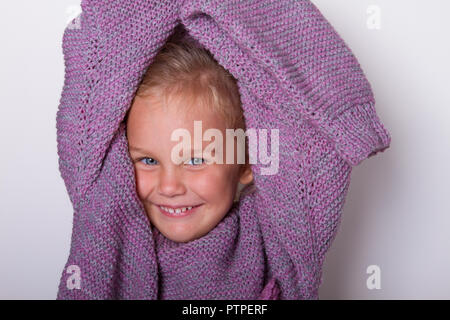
[0,0,449,299]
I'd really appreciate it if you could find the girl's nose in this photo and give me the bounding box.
[157,168,186,197]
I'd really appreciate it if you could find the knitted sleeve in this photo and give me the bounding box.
[56,10,88,205]
[197,0,392,167]
[56,0,180,204]
[302,120,353,287]
[279,1,392,167]
[56,0,113,205]
[181,0,392,164]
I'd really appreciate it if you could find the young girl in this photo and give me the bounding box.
[125,26,256,244]
[56,0,391,300]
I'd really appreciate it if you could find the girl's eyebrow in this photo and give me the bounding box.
[129,146,148,153]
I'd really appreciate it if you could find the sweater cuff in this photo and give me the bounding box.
[312,101,391,167]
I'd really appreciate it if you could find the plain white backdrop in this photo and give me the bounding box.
[0,0,449,299]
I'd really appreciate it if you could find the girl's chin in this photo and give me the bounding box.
[151,218,201,241]
[161,229,201,243]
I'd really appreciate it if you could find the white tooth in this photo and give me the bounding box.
[160,205,196,214]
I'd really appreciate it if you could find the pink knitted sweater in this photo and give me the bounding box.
[56,0,391,299]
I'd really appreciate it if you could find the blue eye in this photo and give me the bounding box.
[186,157,206,165]
[136,157,205,166]
[139,157,158,166]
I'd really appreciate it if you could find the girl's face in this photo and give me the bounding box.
[126,94,253,243]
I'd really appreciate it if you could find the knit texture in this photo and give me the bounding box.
[56,0,391,300]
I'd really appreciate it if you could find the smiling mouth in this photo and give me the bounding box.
[157,204,202,218]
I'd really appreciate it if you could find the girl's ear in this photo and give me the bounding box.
[239,164,253,185]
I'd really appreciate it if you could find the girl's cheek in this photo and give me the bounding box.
[191,167,229,195]
[135,169,154,199]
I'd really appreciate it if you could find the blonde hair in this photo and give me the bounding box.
[135,24,244,130]
[131,24,256,197]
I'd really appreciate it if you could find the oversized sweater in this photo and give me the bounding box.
[56,0,391,300]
